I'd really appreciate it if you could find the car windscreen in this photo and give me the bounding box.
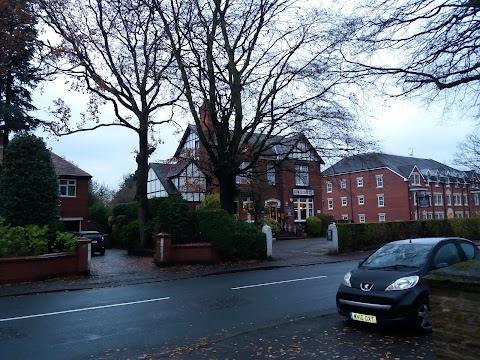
[83,234,103,240]
[361,243,434,269]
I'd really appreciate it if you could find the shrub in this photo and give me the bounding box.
[112,202,138,219]
[316,214,335,235]
[305,216,322,237]
[52,231,78,253]
[192,209,267,260]
[0,221,49,257]
[155,195,191,243]
[198,193,221,210]
[123,220,141,253]
[263,217,280,235]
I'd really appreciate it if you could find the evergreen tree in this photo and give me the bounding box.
[0,0,40,147]
[0,133,59,226]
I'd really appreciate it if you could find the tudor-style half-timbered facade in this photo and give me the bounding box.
[322,152,480,223]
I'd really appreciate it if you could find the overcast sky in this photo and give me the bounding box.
[31,78,474,191]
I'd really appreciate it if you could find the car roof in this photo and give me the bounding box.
[388,237,467,246]
[74,231,100,235]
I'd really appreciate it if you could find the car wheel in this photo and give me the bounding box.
[416,300,432,332]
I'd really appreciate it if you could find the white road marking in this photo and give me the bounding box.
[231,276,327,290]
[0,297,170,322]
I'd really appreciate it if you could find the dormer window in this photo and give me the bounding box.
[411,173,421,186]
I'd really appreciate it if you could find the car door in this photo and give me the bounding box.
[432,242,462,269]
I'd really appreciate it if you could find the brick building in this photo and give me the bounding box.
[148,108,325,228]
[322,152,480,223]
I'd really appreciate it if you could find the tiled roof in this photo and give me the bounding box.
[322,152,466,180]
[149,162,185,195]
[50,152,92,178]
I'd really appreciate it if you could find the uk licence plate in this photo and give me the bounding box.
[351,312,377,323]
[91,240,97,244]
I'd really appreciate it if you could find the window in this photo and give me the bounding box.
[378,213,386,222]
[435,212,445,219]
[295,165,309,186]
[59,179,76,197]
[376,175,383,188]
[267,165,275,186]
[454,194,462,206]
[358,214,366,223]
[293,198,314,222]
[428,212,433,219]
[236,162,251,184]
[475,194,479,206]
[434,194,443,206]
[326,182,332,193]
[460,242,477,260]
[455,212,464,218]
[434,243,461,267]
[340,179,347,189]
[341,214,348,220]
[327,198,333,210]
[377,194,385,207]
[447,194,452,206]
[341,197,347,206]
[358,195,364,205]
[357,177,363,187]
[464,195,468,206]
[411,173,421,185]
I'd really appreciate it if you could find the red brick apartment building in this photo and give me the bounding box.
[321,152,480,223]
[148,108,325,228]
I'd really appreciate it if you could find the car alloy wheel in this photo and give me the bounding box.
[416,301,432,332]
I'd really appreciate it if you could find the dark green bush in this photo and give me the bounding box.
[122,220,141,253]
[305,216,322,237]
[155,195,192,244]
[192,209,267,260]
[112,202,138,219]
[316,214,335,235]
[51,231,77,253]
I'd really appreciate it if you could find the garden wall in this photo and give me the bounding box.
[0,239,91,284]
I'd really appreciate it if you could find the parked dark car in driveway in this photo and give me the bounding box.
[72,231,106,255]
[336,237,480,332]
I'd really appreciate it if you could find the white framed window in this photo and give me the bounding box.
[378,213,386,222]
[358,214,366,223]
[295,165,309,186]
[358,195,364,205]
[434,193,443,206]
[428,212,433,219]
[376,175,383,188]
[59,179,76,197]
[377,194,385,207]
[411,173,421,185]
[455,212,464,218]
[267,165,275,186]
[357,177,363,187]
[293,198,314,222]
[454,194,462,206]
[447,194,452,206]
[327,198,333,210]
[326,182,332,193]
[464,195,468,206]
[341,214,348,220]
[466,212,470,218]
[435,212,445,219]
[340,179,347,189]
[475,194,479,206]
[341,197,347,206]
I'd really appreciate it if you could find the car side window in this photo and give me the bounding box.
[434,243,461,267]
[460,242,476,260]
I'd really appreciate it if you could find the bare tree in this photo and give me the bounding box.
[340,0,480,111]
[156,0,371,213]
[455,129,480,172]
[36,0,181,246]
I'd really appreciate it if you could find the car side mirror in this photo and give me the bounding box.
[436,262,449,269]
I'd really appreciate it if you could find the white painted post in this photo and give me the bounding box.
[327,223,338,252]
[160,237,164,262]
[262,225,273,257]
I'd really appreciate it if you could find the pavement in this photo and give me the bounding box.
[0,237,369,297]
[0,238,436,360]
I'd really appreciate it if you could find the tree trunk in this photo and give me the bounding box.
[217,170,237,214]
[136,127,149,248]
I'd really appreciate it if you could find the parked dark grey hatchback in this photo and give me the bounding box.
[336,237,480,332]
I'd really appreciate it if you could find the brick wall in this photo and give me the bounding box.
[422,260,480,360]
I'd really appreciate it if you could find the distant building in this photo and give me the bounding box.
[148,107,325,228]
[322,152,480,223]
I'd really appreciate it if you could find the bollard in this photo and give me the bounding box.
[327,223,338,252]
[262,225,273,257]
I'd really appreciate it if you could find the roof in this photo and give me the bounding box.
[175,124,324,163]
[322,152,465,180]
[50,152,92,178]
[149,162,191,195]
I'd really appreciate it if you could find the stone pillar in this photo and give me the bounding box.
[422,260,480,360]
[327,223,338,252]
[76,238,91,274]
[154,233,172,267]
[262,225,273,257]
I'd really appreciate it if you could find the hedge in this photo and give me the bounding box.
[337,218,480,253]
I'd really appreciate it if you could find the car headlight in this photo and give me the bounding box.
[342,272,352,287]
[385,275,419,291]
